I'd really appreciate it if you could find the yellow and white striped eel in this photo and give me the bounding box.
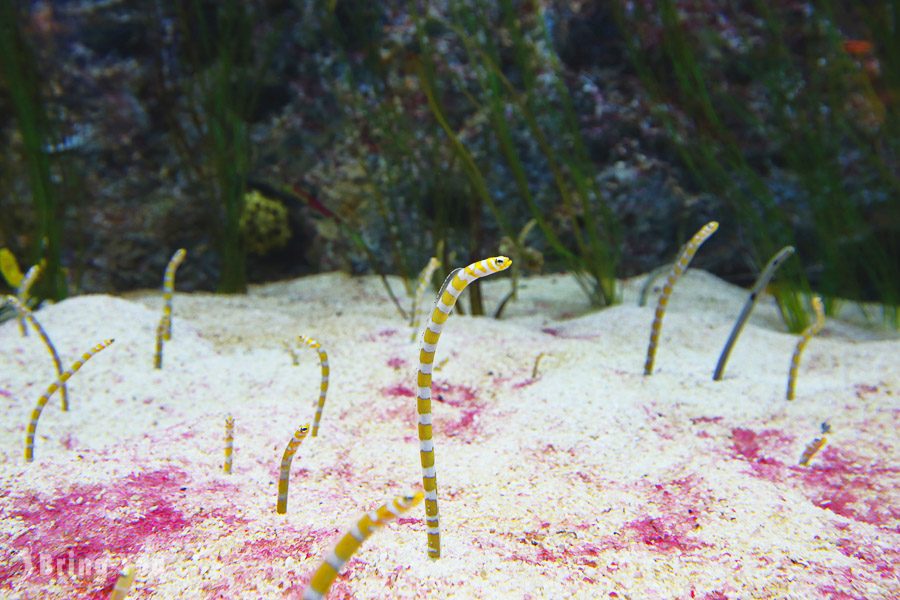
[276,424,310,514]
[109,566,136,600]
[786,295,825,400]
[162,248,186,341]
[16,261,43,337]
[302,491,424,600]
[223,414,234,474]
[416,256,511,559]
[25,339,114,462]
[409,256,441,340]
[298,336,329,437]
[799,436,827,466]
[644,221,718,375]
[4,295,68,411]
[153,318,166,370]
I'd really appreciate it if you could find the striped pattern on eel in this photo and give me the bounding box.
[799,436,827,465]
[276,424,309,514]
[416,256,511,559]
[4,295,68,410]
[153,318,166,370]
[409,256,441,340]
[298,335,329,437]
[223,414,235,474]
[302,491,423,600]
[109,567,136,600]
[786,295,825,400]
[162,248,186,340]
[644,221,718,375]
[25,339,115,462]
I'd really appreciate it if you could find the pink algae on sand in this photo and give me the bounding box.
[730,428,899,529]
[621,514,705,553]
[511,477,709,567]
[386,356,407,369]
[0,468,195,595]
[381,381,486,440]
[235,526,339,563]
[364,328,399,342]
[835,537,897,580]
[614,477,708,553]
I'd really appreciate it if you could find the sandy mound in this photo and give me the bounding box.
[0,271,897,598]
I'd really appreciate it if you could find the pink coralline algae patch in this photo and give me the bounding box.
[690,416,723,425]
[431,382,477,407]
[690,416,723,439]
[508,478,709,565]
[380,384,417,428]
[386,356,407,369]
[364,328,399,342]
[613,477,708,553]
[835,537,897,581]
[730,427,794,480]
[60,432,79,450]
[730,428,900,529]
[622,514,705,553]
[798,447,900,528]
[234,527,339,563]
[730,428,793,462]
[319,461,357,485]
[504,526,605,572]
[698,592,729,600]
[0,468,194,591]
[383,383,415,399]
[216,528,340,599]
[380,382,485,441]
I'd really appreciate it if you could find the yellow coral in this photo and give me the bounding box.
[240,190,291,255]
[0,248,24,288]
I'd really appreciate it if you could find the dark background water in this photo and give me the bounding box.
[1,1,897,327]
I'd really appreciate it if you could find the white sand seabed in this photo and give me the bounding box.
[0,270,897,599]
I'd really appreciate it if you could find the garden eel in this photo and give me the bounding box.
[302,491,423,599]
[713,245,795,381]
[786,295,825,400]
[644,221,718,375]
[410,256,441,340]
[223,414,234,474]
[25,339,114,462]
[109,567,136,600]
[416,256,511,559]
[297,336,329,437]
[162,248,186,340]
[4,295,67,410]
[799,436,827,465]
[276,424,310,513]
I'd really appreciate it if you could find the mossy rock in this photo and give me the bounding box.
[240,190,291,256]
